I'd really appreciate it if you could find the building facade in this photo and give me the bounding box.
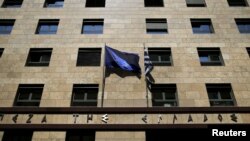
[0,0,250,140]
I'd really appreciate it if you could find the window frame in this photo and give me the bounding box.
[146,19,168,34]
[44,0,64,8]
[148,48,172,66]
[0,19,15,34]
[82,19,104,34]
[14,84,44,107]
[206,84,236,106]
[235,19,250,34]
[85,0,105,8]
[36,19,59,34]
[227,0,248,7]
[197,48,224,66]
[76,48,101,66]
[191,19,214,34]
[150,84,178,107]
[144,0,164,7]
[186,0,206,7]
[25,48,53,67]
[71,84,98,107]
[1,0,23,8]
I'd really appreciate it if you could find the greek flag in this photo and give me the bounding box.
[144,47,153,76]
[105,46,141,73]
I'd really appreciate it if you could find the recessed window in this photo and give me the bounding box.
[14,84,44,107]
[1,0,23,8]
[227,0,248,7]
[206,84,236,106]
[0,19,15,34]
[2,130,33,141]
[25,48,52,67]
[71,84,98,107]
[44,0,64,8]
[247,47,250,57]
[148,48,172,66]
[66,130,95,141]
[197,48,224,66]
[0,48,4,58]
[144,0,164,7]
[86,0,105,7]
[82,19,104,34]
[36,19,59,34]
[150,84,178,107]
[191,19,214,34]
[235,19,250,34]
[146,19,168,34]
[76,48,101,66]
[186,0,206,7]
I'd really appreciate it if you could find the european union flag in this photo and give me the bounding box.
[105,46,141,73]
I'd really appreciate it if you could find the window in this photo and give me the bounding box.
[191,19,214,34]
[2,130,33,141]
[1,0,23,8]
[66,130,95,141]
[76,48,101,66]
[25,48,52,66]
[44,0,64,8]
[0,48,4,58]
[247,47,250,57]
[0,19,15,34]
[71,84,98,106]
[14,84,44,106]
[206,84,236,106]
[82,19,104,34]
[36,19,59,34]
[144,0,164,7]
[148,48,172,66]
[235,19,250,33]
[86,0,105,7]
[227,0,248,7]
[197,48,224,66]
[186,0,206,7]
[146,19,168,34]
[150,84,178,107]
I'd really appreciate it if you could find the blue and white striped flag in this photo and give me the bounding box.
[144,47,153,76]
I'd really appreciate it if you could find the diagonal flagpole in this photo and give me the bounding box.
[101,43,107,107]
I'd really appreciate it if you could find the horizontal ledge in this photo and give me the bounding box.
[0,124,249,131]
[0,107,249,114]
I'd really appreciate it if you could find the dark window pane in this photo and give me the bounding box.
[146,19,168,34]
[36,20,59,34]
[2,130,33,141]
[206,84,236,106]
[14,84,44,107]
[0,20,15,34]
[77,49,101,66]
[228,0,248,6]
[145,0,164,7]
[191,19,214,34]
[82,20,104,34]
[45,0,64,8]
[2,0,23,8]
[86,0,105,7]
[71,84,98,107]
[0,48,3,57]
[148,48,172,66]
[151,84,177,107]
[198,48,224,66]
[186,0,206,7]
[26,49,52,67]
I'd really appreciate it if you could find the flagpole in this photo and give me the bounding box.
[144,43,149,108]
[101,43,106,107]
